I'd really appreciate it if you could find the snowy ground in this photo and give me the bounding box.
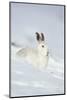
[10,3,64,97]
[11,45,64,97]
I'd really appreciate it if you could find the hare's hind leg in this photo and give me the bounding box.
[16,48,27,57]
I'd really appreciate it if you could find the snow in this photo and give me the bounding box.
[11,45,64,97]
[10,3,64,97]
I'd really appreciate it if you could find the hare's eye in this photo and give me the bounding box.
[42,45,44,48]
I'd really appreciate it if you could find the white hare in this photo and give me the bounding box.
[16,32,49,70]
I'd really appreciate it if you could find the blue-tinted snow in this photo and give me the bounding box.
[11,3,64,97]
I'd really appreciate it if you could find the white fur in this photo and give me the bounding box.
[16,33,49,70]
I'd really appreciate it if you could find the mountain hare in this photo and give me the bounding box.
[17,32,49,70]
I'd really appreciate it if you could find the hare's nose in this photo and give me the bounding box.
[42,45,44,48]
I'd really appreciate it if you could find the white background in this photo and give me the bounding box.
[0,0,67,100]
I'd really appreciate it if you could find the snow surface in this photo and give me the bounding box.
[10,3,64,97]
[11,45,64,97]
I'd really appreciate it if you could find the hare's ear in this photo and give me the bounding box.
[41,33,44,41]
[35,32,40,41]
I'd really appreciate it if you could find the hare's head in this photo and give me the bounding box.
[35,32,48,56]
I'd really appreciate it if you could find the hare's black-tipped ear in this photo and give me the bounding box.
[35,32,40,41]
[41,33,44,41]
